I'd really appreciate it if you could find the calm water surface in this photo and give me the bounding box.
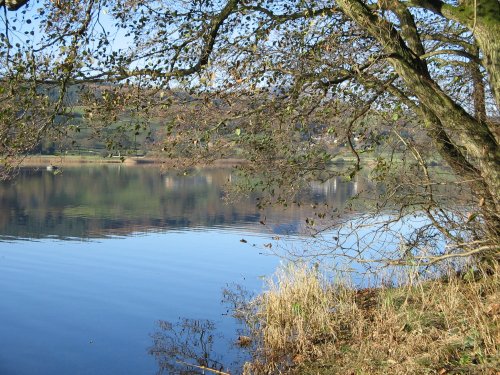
[0,166,360,374]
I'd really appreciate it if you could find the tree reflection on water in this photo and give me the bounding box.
[149,318,241,375]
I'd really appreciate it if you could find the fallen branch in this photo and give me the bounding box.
[176,360,231,375]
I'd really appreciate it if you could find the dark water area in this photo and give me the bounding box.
[0,166,363,374]
[0,166,361,240]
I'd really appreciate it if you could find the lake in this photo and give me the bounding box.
[0,165,362,374]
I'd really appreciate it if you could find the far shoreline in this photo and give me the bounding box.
[19,154,248,168]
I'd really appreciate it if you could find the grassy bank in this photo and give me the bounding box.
[233,264,499,374]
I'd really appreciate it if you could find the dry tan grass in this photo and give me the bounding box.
[241,264,500,374]
[242,264,361,374]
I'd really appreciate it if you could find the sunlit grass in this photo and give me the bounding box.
[237,263,499,374]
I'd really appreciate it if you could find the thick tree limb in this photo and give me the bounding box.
[420,48,481,63]
[337,0,500,214]
[240,5,340,23]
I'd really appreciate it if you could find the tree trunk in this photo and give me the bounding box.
[474,26,500,113]
[435,0,500,110]
[470,46,487,123]
[337,0,500,218]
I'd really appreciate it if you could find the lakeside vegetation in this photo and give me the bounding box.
[229,264,499,374]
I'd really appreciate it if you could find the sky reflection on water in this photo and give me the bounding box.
[0,230,281,374]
